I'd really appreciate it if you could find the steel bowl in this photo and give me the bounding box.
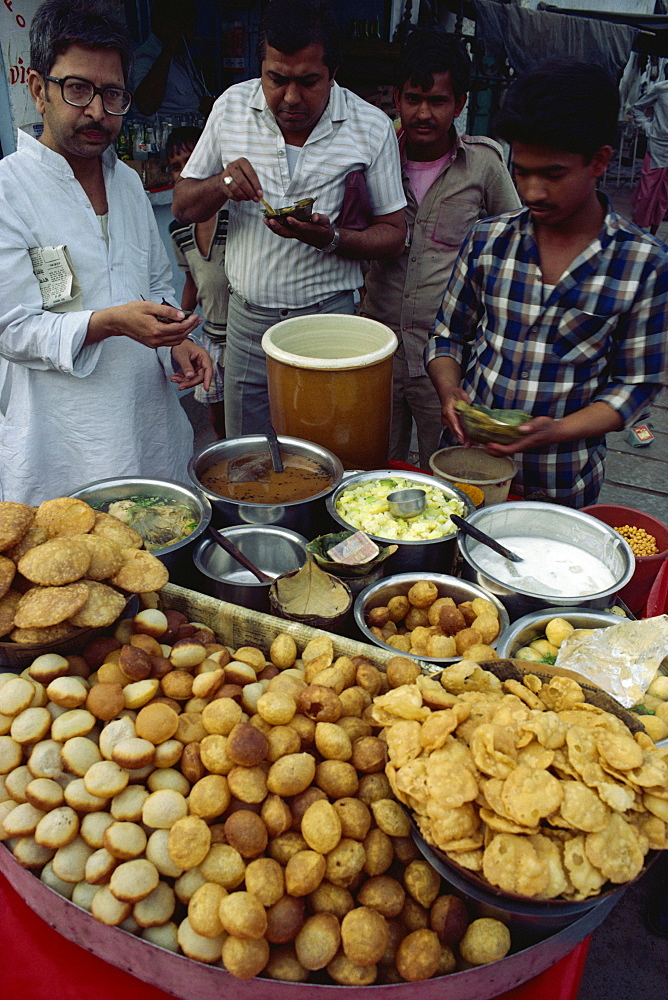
[69,476,211,586]
[193,525,308,613]
[387,488,427,519]
[326,470,473,576]
[412,823,652,934]
[496,606,630,659]
[354,572,509,664]
[458,502,635,621]
[188,435,343,538]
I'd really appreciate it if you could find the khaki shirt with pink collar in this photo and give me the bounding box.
[362,130,520,377]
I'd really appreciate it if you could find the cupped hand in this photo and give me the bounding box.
[440,386,473,444]
[264,211,333,249]
[485,416,559,455]
[88,301,201,349]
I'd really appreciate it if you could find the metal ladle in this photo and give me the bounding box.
[266,424,284,473]
[207,525,273,583]
[450,513,523,563]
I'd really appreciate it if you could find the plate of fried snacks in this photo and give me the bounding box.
[371,658,666,912]
[0,498,168,663]
[261,197,315,226]
[0,615,519,985]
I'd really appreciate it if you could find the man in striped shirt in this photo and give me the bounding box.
[172,0,406,436]
[426,61,668,507]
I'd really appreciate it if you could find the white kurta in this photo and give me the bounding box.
[0,132,194,505]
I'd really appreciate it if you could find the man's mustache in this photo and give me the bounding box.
[75,125,111,136]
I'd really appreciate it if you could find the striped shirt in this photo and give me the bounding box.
[425,199,668,506]
[169,211,229,339]
[181,79,406,308]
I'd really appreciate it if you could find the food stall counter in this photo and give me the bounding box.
[0,871,591,1000]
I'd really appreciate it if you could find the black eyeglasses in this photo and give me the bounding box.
[43,75,132,115]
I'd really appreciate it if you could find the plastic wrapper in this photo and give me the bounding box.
[555,614,668,707]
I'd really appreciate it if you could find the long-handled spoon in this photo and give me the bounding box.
[207,526,273,583]
[450,514,523,563]
[266,425,284,473]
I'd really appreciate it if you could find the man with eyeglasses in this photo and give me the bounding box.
[0,0,212,504]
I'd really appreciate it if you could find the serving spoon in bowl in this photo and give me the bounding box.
[450,513,523,563]
[207,525,273,583]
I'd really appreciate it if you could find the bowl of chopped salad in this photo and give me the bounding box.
[69,477,211,584]
[326,471,473,575]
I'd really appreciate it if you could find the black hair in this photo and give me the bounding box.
[396,28,471,101]
[494,60,619,160]
[166,125,202,159]
[256,0,341,78]
[29,0,133,83]
[150,0,197,40]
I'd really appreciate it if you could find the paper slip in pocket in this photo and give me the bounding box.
[28,244,83,312]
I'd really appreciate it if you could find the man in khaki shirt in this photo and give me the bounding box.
[362,29,519,469]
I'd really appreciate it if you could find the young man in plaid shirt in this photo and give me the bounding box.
[426,60,668,507]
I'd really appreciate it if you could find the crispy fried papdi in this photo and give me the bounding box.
[68,533,124,581]
[0,554,16,599]
[69,580,127,628]
[14,582,89,628]
[0,502,34,551]
[0,588,22,637]
[9,621,79,644]
[379,661,665,901]
[91,510,143,550]
[109,549,168,593]
[35,497,96,537]
[18,538,91,586]
[5,523,49,564]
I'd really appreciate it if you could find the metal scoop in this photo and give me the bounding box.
[387,488,427,519]
[228,426,284,483]
[450,513,523,562]
[207,526,273,583]
[266,424,284,473]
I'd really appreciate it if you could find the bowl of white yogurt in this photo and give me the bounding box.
[458,501,635,621]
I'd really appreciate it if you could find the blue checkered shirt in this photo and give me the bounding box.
[425,199,668,506]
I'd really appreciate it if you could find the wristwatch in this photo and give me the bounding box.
[316,226,340,254]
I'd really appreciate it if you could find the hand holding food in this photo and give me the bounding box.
[87,301,201,349]
[455,401,532,445]
[220,157,264,203]
[264,209,333,249]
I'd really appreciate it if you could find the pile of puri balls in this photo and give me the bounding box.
[366,580,501,660]
[0,607,513,983]
[0,498,168,644]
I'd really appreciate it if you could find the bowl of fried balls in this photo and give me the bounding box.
[0,497,169,665]
[354,574,510,664]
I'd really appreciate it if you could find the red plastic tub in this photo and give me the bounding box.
[646,555,668,617]
[581,504,668,614]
